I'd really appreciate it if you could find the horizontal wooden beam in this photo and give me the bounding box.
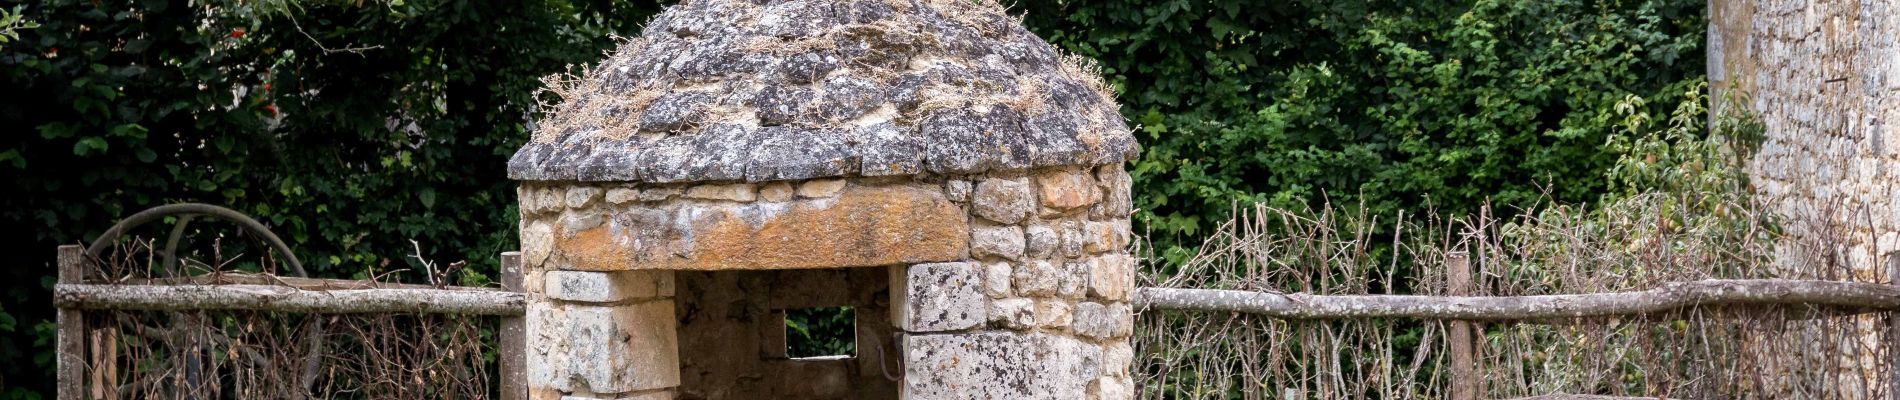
[55,283,526,316]
[1134,279,1900,321]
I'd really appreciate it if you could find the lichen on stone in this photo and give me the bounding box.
[510,0,1138,182]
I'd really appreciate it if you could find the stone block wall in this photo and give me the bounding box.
[516,163,1135,399]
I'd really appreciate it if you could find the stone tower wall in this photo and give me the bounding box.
[1712,0,1900,276]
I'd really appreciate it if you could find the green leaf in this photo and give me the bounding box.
[419,188,436,208]
[72,137,108,156]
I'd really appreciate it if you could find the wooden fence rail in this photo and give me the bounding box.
[53,245,529,400]
[1133,278,1900,321]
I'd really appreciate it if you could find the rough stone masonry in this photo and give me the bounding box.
[509,0,1139,399]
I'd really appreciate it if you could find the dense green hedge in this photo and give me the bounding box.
[1016,0,1705,263]
[0,0,1702,395]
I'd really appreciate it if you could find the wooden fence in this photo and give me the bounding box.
[1133,252,1900,400]
[51,245,531,400]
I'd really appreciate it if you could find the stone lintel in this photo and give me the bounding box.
[551,184,969,271]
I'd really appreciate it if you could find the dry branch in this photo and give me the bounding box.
[55,284,526,316]
[1135,279,1900,321]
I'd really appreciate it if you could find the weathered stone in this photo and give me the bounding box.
[1025,224,1059,259]
[518,186,541,213]
[817,75,886,122]
[1092,165,1133,218]
[904,332,1101,399]
[921,107,1032,174]
[567,186,603,209]
[605,187,641,205]
[984,262,1012,299]
[1108,303,1133,338]
[1059,220,1087,258]
[1073,302,1133,339]
[944,180,973,202]
[745,126,858,181]
[1101,342,1134,378]
[1012,260,1060,296]
[637,124,756,183]
[684,183,757,202]
[1036,168,1101,210]
[853,122,924,176]
[639,91,713,132]
[637,186,682,202]
[526,301,571,392]
[758,182,795,202]
[566,303,681,393]
[523,220,556,267]
[1035,299,1072,329]
[1072,302,1113,339]
[1088,376,1134,400]
[1057,261,1089,299]
[897,262,986,332]
[1088,255,1135,301]
[554,184,969,271]
[796,179,846,198]
[989,298,1037,330]
[546,270,676,303]
[972,178,1034,224]
[754,85,811,126]
[1084,220,1131,254]
[970,225,1026,260]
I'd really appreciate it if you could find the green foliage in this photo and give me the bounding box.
[0,0,663,393]
[0,5,34,49]
[1015,0,1707,264]
[785,307,856,359]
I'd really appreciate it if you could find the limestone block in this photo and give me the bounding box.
[1013,260,1060,296]
[989,298,1037,330]
[546,270,676,303]
[973,178,1034,224]
[971,225,1026,260]
[518,186,540,213]
[1084,220,1130,254]
[1101,342,1133,378]
[984,262,1013,298]
[1059,220,1087,258]
[527,301,573,392]
[566,303,681,393]
[605,187,640,205]
[1074,302,1132,339]
[1092,165,1133,218]
[797,179,846,198]
[758,181,795,202]
[904,332,1102,399]
[636,186,681,202]
[533,186,560,211]
[568,186,603,209]
[898,262,987,332]
[1088,375,1135,400]
[684,183,757,202]
[1088,254,1135,301]
[1035,299,1072,329]
[1036,168,1101,210]
[523,219,556,267]
[945,179,973,202]
[1025,224,1059,259]
[1058,261,1089,299]
[553,184,968,270]
[561,391,673,400]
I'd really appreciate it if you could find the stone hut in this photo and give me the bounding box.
[507,0,1139,399]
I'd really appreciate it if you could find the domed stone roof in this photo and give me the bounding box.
[508,0,1137,182]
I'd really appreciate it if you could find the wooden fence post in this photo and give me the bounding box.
[1887,251,1898,400]
[1448,251,1477,400]
[499,251,527,400]
[57,245,86,400]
